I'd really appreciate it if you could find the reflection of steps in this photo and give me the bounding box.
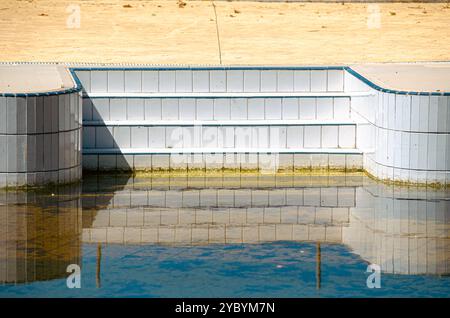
[77,68,365,171]
[83,185,354,245]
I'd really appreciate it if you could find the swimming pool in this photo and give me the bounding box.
[0,172,448,297]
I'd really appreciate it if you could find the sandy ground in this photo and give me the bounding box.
[0,0,449,65]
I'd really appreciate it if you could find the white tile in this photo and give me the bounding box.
[109,98,125,120]
[83,127,95,148]
[91,71,107,93]
[226,70,244,92]
[321,126,338,148]
[419,96,430,132]
[316,98,333,119]
[293,70,310,92]
[193,71,209,92]
[310,70,327,92]
[269,126,287,148]
[202,126,218,147]
[159,71,176,92]
[286,126,303,148]
[95,126,114,148]
[142,71,159,92]
[166,127,183,148]
[179,98,196,120]
[230,98,248,119]
[251,126,269,148]
[333,98,350,119]
[161,99,179,120]
[282,98,299,119]
[210,70,226,92]
[243,70,260,92]
[218,127,235,148]
[437,96,448,132]
[247,98,263,119]
[131,127,148,148]
[113,126,131,148]
[213,99,230,120]
[299,98,316,119]
[277,70,294,92]
[196,99,214,120]
[235,126,252,148]
[327,70,344,91]
[91,98,110,121]
[125,71,142,92]
[107,71,124,92]
[127,99,145,120]
[265,98,282,119]
[144,99,161,120]
[175,70,192,92]
[304,126,321,148]
[428,96,439,132]
[149,127,165,148]
[339,126,356,148]
[260,70,277,92]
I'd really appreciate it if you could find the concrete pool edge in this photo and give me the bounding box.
[0,63,449,187]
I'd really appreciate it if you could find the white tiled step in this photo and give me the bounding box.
[83,148,362,154]
[83,119,357,126]
[84,92,375,98]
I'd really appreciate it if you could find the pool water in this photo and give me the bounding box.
[0,172,449,298]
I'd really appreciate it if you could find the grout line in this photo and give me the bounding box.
[211,1,222,65]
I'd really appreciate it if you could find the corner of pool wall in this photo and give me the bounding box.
[0,64,83,188]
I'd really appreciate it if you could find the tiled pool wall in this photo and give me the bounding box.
[76,67,364,174]
[345,69,450,185]
[1,66,449,187]
[0,87,83,188]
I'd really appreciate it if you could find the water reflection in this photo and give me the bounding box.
[0,186,82,284]
[0,172,449,291]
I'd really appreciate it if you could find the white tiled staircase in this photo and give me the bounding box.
[76,67,365,171]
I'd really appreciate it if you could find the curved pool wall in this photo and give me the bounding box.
[0,69,83,188]
[345,68,450,185]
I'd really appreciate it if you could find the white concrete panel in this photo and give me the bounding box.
[113,126,131,149]
[91,71,107,93]
[270,126,287,148]
[95,126,114,148]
